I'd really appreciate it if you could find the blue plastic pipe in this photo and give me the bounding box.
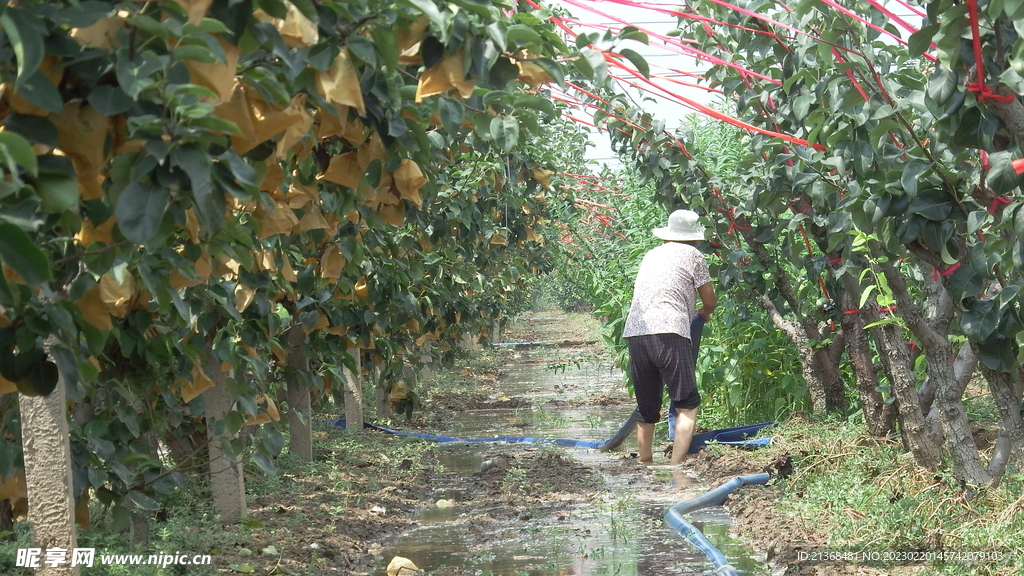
[664,473,771,575]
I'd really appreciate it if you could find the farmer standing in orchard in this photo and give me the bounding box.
[623,209,717,465]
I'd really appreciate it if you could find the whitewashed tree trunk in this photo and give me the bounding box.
[342,352,363,432]
[203,350,245,524]
[284,326,312,461]
[21,366,79,576]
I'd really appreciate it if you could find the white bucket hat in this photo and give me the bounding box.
[653,209,705,242]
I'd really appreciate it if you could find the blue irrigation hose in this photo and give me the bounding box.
[664,473,771,575]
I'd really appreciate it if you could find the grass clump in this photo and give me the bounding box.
[770,417,1024,576]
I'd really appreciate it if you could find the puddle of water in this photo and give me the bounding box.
[379,358,769,576]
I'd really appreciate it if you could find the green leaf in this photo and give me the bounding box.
[987,150,1023,194]
[2,113,58,147]
[55,2,115,28]
[868,119,900,152]
[967,210,988,235]
[0,130,38,177]
[87,85,135,116]
[438,98,464,135]
[978,333,1016,372]
[927,64,958,105]
[490,116,519,153]
[513,94,555,119]
[947,265,984,305]
[908,24,938,56]
[961,299,1000,341]
[618,26,649,44]
[128,490,161,511]
[263,427,285,456]
[506,25,542,47]
[34,175,78,213]
[125,14,172,40]
[900,159,929,196]
[402,0,443,31]
[533,57,565,89]
[252,453,276,475]
[347,36,376,68]
[16,70,64,115]
[0,222,51,285]
[172,44,218,64]
[908,188,954,221]
[582,47,608,81]
[182,18,232,36]
[172,144,221,234]
[486,22,506,53]
[115,181,170,244]
[0,9,44,90]
[618,48,649,78]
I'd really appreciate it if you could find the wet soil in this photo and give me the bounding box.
[239,309,909,576]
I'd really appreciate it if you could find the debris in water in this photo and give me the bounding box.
[386,556,420,575]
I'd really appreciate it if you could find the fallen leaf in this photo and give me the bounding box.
[213,83,258,151]
[317,105,349,141]
[397,15,429,64]
[281,256,297,282]
[516,61,553,86]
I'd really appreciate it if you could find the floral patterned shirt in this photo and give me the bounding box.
[623,242,712,339]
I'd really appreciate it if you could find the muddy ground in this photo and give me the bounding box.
[244,311,908,576]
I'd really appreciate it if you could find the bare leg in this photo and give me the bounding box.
[670,407,698,465]
[637,422,655,463]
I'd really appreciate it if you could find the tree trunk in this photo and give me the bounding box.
[202,345,246,525]
[980,363,1024,480]
[284,326,312,461]
[342,351,363,432]
[867,319,942,469]
[21,349,80,576]
[739,222,845,415]
[757,294,827,411]
[877,257,990,484]
[374,364,393,419]
[0,498,13,539]
[840,274,895,437]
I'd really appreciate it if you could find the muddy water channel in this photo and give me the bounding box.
[377,329,768,575]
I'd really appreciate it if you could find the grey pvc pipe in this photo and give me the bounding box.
[664,473,771,575]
